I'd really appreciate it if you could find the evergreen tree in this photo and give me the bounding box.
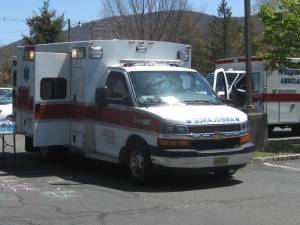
[208,0,243,67]
[23,0,65,45]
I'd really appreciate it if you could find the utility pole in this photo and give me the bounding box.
[67,19,71,41]
[244,0,252,108]
[243,0,268,151]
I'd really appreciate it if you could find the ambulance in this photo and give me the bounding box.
[216,56,300,133]
[14,40,254,182]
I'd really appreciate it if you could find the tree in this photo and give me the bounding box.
[100,0,190,41]
[207,0,244,67]
[23,0,65,45]
[0,49,12,86]
[176,12,211,74]
[0,61,12,86]
[258,0,300,69]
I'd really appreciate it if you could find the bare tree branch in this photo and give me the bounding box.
[100,0,190,41]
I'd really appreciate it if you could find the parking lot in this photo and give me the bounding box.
[0,135,300,225]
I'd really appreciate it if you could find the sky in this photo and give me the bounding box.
[0,0,245,47]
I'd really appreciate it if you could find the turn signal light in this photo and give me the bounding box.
[240,134,251,144]
[158,139,192,147]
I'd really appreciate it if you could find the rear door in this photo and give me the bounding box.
[33,52,70,146]
[215,69,229,99]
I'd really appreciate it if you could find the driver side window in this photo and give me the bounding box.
[105,72,133,106]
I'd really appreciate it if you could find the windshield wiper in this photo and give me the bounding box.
[140,99,166,106]
[184,100,218,105]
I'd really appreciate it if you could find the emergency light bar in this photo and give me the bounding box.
[24,50,35,61]
[89,46,103,59]
[71,47,86,59]
[177,50,189,62]
[120,59,184,67]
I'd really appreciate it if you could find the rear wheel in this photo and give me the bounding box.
[127,142,152,183]
[25,136,39,152]
[39,146,69,162]
[268,125,274,136]
[292,125,300,135]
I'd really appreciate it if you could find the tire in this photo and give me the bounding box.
[268,125,274,136]
[39,146,69,162]
[214,169,236,178]
[25,136,39,152]
[292,125,300,135]
[127,142,152,183]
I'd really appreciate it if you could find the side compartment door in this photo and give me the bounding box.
[265,71,280,124]
[70,67,85,149]
[33,52,70,146]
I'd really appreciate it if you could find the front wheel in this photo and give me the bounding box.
[127,142,152,183]
[214,169,237,178]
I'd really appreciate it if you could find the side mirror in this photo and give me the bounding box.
[217,90,226,98]
[95,87,107,106]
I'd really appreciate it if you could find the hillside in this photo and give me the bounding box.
[0,11,263,59]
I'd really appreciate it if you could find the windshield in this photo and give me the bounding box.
[129,71,221,106]
[205,73,214,87]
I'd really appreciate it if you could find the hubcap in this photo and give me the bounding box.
[130,150,145,178]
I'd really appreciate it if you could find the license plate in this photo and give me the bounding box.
[214,157,229,166]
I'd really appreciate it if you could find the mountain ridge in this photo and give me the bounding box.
[0,11,262,59]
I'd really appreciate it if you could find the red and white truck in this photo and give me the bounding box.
[216,56,300,133]
[13,40,254,181]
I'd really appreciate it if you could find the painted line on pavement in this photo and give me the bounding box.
[264,162,300,172]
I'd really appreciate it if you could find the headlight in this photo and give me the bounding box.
[241,121,249,131]
[160,124,188,134]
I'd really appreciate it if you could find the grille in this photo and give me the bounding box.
[188,124,241,133]
[192,137,240,150]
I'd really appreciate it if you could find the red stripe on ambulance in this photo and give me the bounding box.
[33,104,161,133]
[252,93,300,102]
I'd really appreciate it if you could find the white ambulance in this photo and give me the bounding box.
[14,40,254,182]
[216,56,300,133]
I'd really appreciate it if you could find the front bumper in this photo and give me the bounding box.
[150,142,254,169]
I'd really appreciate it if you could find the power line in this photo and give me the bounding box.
[0,30,27,35]
[0,16,87,24]
[0,17,26,22]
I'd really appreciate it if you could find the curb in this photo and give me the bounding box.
[252,154,300,164]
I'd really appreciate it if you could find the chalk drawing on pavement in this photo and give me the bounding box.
[0,179,39,192]
[0,193,18,201]
[41,189,81,200]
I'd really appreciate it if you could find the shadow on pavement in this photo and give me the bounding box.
[0,152,242,193]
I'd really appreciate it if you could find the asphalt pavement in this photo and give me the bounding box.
[0,135,300,225]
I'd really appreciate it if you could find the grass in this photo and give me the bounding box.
[255,151,293,158]
[255,143,300,158]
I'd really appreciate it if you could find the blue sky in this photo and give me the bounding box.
[0,0,244,46]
